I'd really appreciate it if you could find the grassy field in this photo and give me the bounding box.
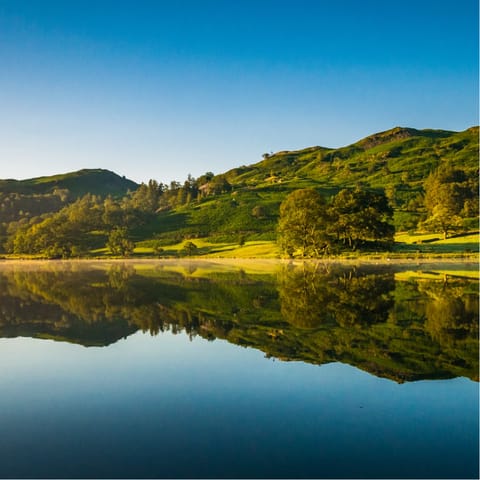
[4,231,478,261]
[133,239,282,258]
[395,231,479,254]
[127,232,479,260]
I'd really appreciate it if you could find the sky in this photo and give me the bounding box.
[0,0,478,184]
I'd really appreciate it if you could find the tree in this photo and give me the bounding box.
[238,234,246,247]
[102,196,124,227]
[181,241,198,257]
[277,188,332,257]
[329,187,394,249]
[129,179,162,213]
[209,175,232,195]
[422,165,476,238]
[107,227,135,257]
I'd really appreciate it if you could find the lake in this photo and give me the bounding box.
[0,260,478,479]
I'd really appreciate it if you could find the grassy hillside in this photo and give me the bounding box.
[0,168,138,197]
[225,126,477,188]
[140,126,478,244]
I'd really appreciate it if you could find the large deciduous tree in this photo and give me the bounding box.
[277,188,331,257]
[329,187,394,249]
[422,165,478,239]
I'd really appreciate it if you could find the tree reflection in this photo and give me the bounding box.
[421,278,479,346]
[0,263,477,382]
[108,264,135,290]
[277,263,395,328]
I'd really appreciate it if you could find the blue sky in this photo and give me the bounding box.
[0,0,478,184]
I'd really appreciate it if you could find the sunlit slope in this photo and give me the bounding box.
[224,126,478,188]
[148,126,478,242]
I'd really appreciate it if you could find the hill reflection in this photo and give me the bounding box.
[0,261,477,382]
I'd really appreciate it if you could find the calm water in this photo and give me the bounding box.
[0,260,478,479]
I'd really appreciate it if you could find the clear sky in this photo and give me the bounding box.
[0,0,478,184]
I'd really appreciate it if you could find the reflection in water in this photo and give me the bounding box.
[0,261,477,382]
[278,263,394,327]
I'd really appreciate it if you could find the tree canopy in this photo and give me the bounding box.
[107,227,135,257]
[277,187,394,257]
[277,188,331,257]
[329,187,394,249]
[422,165,479,238]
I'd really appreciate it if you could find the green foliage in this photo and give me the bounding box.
[329,187,394,249]
[251,205,266,218]
[8,194,104,257]
[181,241,198,257]
[277,187,394,256]
[422,164,479,238]
[106,227,135,257]
[128,179,164,213]
[278,189,331,257]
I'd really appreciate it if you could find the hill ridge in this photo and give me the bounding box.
[0,168,138,196]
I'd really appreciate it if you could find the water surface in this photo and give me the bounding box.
[0,260,478,478]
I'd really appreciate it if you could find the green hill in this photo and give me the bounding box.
[0,169,138,225]
[141,126,478,244]
[225,126,477,188]
[0,168,138,197]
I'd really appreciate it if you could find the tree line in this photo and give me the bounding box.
[4,174,231,258]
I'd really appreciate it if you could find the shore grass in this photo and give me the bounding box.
[394,232,479,253]
[2,232,478,261]
[132,239,282,258]
[131,232,478,259]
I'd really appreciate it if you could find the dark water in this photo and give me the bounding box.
[0,260,478,479]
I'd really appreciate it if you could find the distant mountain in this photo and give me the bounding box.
[0,168,138,197]
[0,168,139,225]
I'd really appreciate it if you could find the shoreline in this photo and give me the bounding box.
[0,255,478,268]
[1,251,478,263]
